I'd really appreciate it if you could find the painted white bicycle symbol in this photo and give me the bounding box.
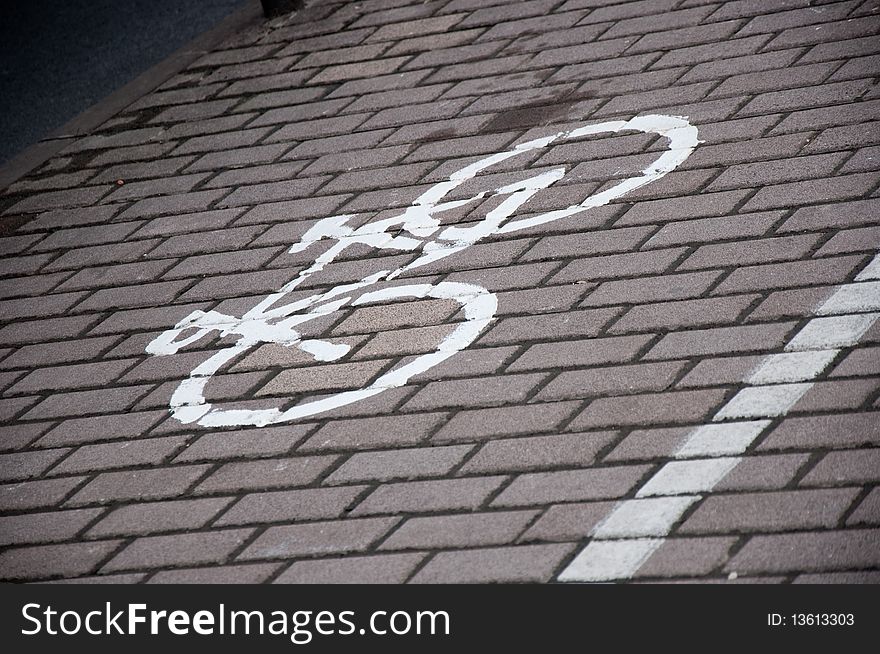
[146,114,699,427]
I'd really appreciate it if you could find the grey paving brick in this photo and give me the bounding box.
[538,361,687,401]
[677,48,804,85]
[0,508,102,546]
[0,477,85,512]
[707,153,849,191]
[215,486,367,526]
[737,2,860,36]
[618,190,751,226]
[681,235,822,271]
[238,517,399,560]
[66,465,210,506]
[164,114,257,140]
[771,99,880,136]
[522,226,653,262]
[50,436,185,475]
[105,172,210,203]
[203,162,310,189]
[603,5,717,39]
[711,255,864,295]
[568,388,728,430]
[582,271,722,307]
[179,269,295,301]
[550,248,686,284]
[0,271,68,300]
[681,488,860,534]
[519,501,617,542]
[379,115,492,147]
[403,373,546,411]
[481,307,620,346]
[745,286,835,322]
[29,222,141,253]
[544,45,649,83]
[745,172,878,212]
[605,425,695,462]
[117,189,231,221]
[275,553,424,584]
[637,537,736,578]
[194,455,337,494]
[800,449,880,487]
[74,280,193,312]
[403,42,506,73]
[793,571,880,584]
[840,145,880,174]
[494,284,589,316]
[791,379,878,414]
[128,83,225,110]
[0,423,53,452]
[301,145,411,176]
[759,413,880,451]
[63,126,165,153]
[255,359,388,397]
[0,447,68,481]
[162,247,280,279]
[0,396,38,421]
[102,529,253,573]
[381,510,538,550]
[715,454,810,493]
[263,114,371,145]
[610,296,758,334]
[830,347,880,378]
[219,71,313,97]
[1,291,86,322]
[645,323,796,360]
[726,529,880,574]
[174,424,314,462]
[88,142,177,167]
[366,14,465,42]
[508,335,654,372]
[45,572,145,584]
[87,497,233,538]
[492,465,650,507]
[186,143,291,172]
[45,239,162,273]
[22,385,152,421]
[149,563,280,584]
[0,540,121,581]
[460,431,617,474]
[236,195,350,224]
[410,543,574,583]
[800,34,880,64]
[351,476,506,516]
[779,198,880,232]
[216,176,330,207]
[301,413,446,452]
[56,260,175,292]
[309,56,409,84]
[847,488,880,526]
[412,345,519,382]
[37,411,168,447]
[432,401,579,443]
[326,445,472,484]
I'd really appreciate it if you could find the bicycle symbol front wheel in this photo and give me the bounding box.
[166,281,497,428]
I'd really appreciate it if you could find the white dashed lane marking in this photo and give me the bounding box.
[559,253,880,582]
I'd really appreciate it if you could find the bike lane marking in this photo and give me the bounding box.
[558,255,880,582]
[146,114,700,428]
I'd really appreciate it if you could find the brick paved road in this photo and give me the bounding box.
[0,0,878,584]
